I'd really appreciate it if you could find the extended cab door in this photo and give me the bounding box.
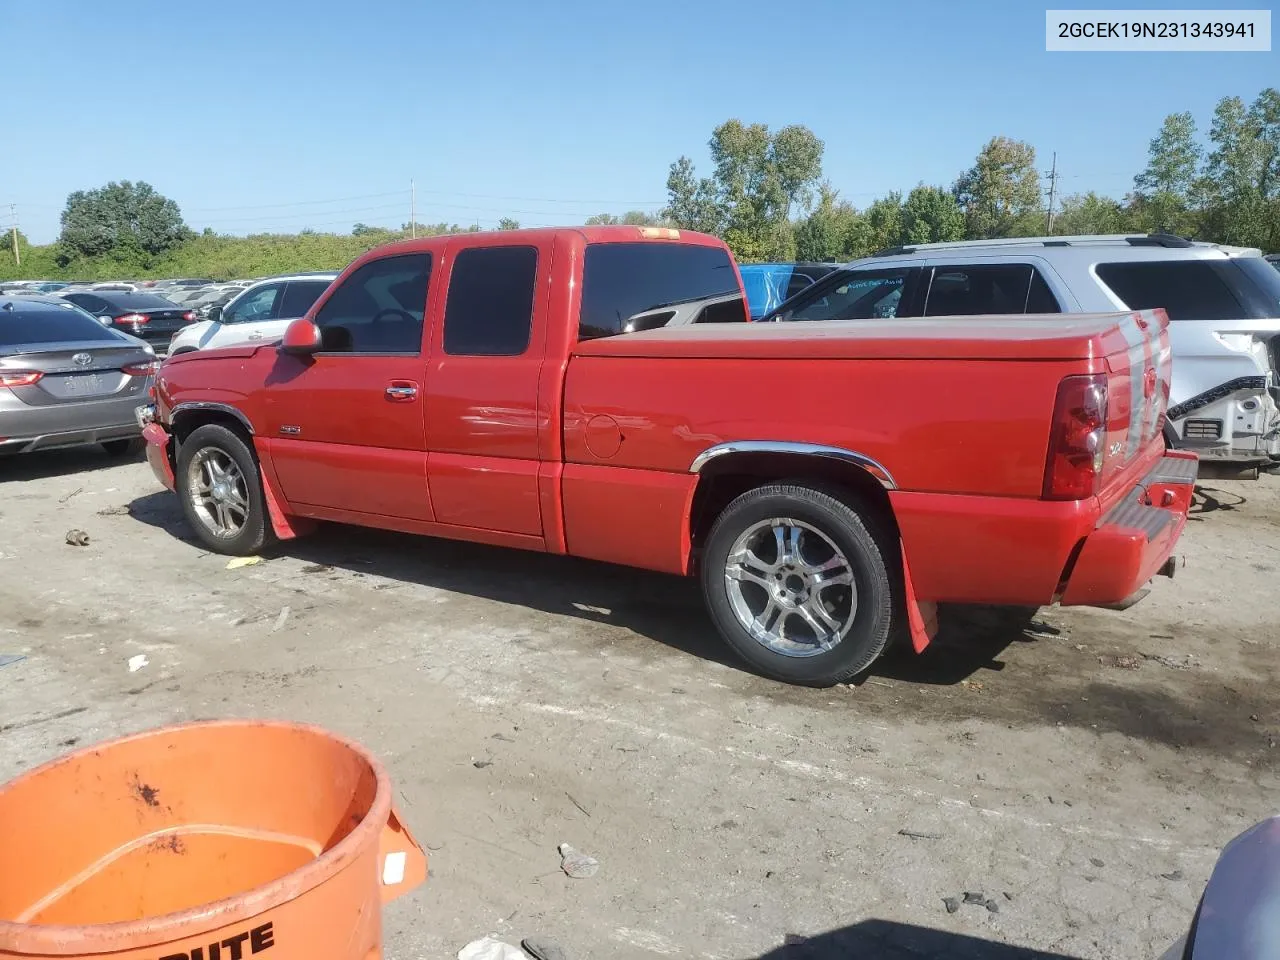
[259,253,435,520]
[424,235,549,538]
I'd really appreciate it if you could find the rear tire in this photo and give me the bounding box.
[102,438,145,457]
[175,424,272,555]
[701,482,895,687]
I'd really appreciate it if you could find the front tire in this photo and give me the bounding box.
[176,424,272,555]
[701,482,895,687]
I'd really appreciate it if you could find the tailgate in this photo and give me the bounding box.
[1097,308,1172,502]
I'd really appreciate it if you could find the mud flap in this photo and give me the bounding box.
[260,469,317,542]
[900,540,938,653]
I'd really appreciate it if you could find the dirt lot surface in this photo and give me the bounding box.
[3,450,1278,959]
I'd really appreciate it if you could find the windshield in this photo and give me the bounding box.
[102,293,182,310]
[0,303,125,346]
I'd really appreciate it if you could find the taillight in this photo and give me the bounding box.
[122,361,159,377]
[116,313,150,325]
[1043,374,1108,501]
[182,311,197,322]
[0,370,42,388]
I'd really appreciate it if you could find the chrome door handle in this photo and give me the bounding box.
[385,384,418,400]
[247,332,263,340]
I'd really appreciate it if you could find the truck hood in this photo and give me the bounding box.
[162,343,265,366]
[575,313,1156,363]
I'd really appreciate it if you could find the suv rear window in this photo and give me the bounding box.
[0,304,123,346]
[1096,259,1280,321]
[579,242,739,339]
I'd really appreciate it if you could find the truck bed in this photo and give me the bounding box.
[574,313,1148,362]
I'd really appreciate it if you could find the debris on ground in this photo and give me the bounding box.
[1161,870,1184,881]
[472,760,492,769]
[1141,653,1199,670]
[985,898,1000,913]
[225,556,263,569]
[96,505,131,516]
[58,486,83,504]
[566,792,591,817]
[962,892,986,904]
[1023,620,1064,640]
[1090,858,1105,868]
[0,654,25,669]
[64,529,90,546]
[272,606,291,632]
[521,938,568,960]
[1003,891,1015,901]
[457,937,530,960]
[1098,654,1141,669]
[127,654,149,673]
[558,842,599,879]
[898,829,943,840]
[942,897,960,914]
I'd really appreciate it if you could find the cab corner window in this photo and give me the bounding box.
[579,242,737,339]
[443,246,537,356]
[314,254,431,354]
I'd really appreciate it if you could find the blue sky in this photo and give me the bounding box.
[3,0,1276,243]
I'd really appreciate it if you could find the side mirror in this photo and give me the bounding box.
[280,318,323,356]
[207,306,223,323]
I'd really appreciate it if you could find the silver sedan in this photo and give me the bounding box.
[0,296,156,456]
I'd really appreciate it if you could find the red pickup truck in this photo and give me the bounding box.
[139,226,1196,687]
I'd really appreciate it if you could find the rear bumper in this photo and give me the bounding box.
[0,422,140,454]
[892,452,1197,608]
[1059,452,1197,606]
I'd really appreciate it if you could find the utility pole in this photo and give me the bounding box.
[410,180,416,239]
[9,205,18,268]
[1044,152,1059,235]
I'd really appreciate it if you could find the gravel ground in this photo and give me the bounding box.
[2,449,1278,959]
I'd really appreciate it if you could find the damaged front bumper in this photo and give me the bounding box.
[136,404,175,491]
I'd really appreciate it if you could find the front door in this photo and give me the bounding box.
[260,253,436,521]
[425,236,549,537]
[212,281,285,349]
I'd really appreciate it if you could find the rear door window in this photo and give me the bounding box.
[443,246,538,356]
[923,264,1042,316]
[784,269,914,321]
[579,242,740,339]
[279,280,332,319]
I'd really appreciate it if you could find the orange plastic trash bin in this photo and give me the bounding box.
[0,720,426,960]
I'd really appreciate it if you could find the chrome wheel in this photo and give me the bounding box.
[723,518,857,658]
[186,446,249,539]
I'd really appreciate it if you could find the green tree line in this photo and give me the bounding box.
[2,86,1275,281]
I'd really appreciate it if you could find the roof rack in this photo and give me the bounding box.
[868,233,1203,257]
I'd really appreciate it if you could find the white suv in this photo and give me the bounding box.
[765,234,1280,469]
[166,273,337,355]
